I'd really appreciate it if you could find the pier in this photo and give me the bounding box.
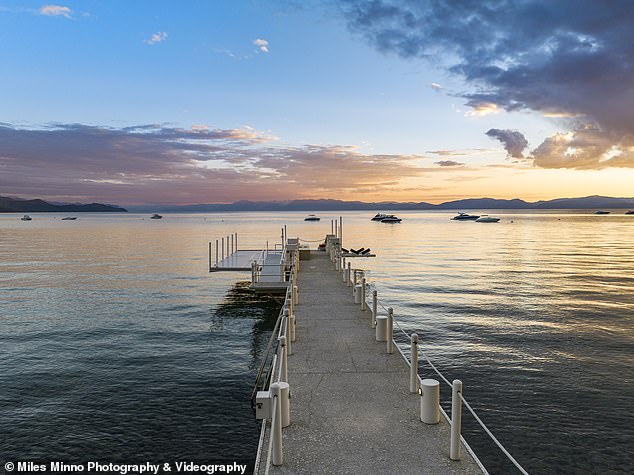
[261,251,481,474]
[211,222,529,475]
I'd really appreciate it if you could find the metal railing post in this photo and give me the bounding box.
[361,277,367,311]
[279,336,288,383]
[387,307,394,354]
[450,379,463,460]
[372,290,377,328]
[410,333,418,393]
[271,383,283,466]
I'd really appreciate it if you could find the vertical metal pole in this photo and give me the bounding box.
[221,237,225,260]
[284,308,292,355]
[410,333,418,393]
[334,220,337,238]
[271,383,283,466]
[231,234,234,254]
[215,240,219,266]
[361,277,367,311]
[339,216,343,245]
[450,380,463,461]
[387,307,394,354]
[279,336,288,383]
[331,219,334,235]
[208,242,211,270]
[372,290,377,328]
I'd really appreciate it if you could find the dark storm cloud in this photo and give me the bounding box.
[0,123,425,204]
[485,129,528,159]
[339,0,634,169]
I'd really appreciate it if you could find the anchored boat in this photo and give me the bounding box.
[452,212,480,221]
[380,215,402,223]
[20,215,32,221]
[304,214,320,222]
[150,214,163,219]
[475,215,500,223]
[371,213,389,221]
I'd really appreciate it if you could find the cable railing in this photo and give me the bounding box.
[350,263,531,475]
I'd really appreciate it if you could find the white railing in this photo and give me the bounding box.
[348,262,531,475]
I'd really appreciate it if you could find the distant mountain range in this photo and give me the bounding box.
[128,195,634,212]
[0,196,127,213]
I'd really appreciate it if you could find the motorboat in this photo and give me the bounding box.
[452,212,480,221]
[150,214,163,219]
[625,210,634,215]
[371,213,389,221]
[594,210,610,214]
[304,214,320,221]
[380,215,402,223]
[475,215,500,223]
[20,215,32,221]
[61,217,77,220]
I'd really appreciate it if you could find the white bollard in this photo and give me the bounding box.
[361,277,367,311]
[354,284,362,304]
[279,381,291,428]
[290,314,296,342]
[387,307,394,354]
[375,315,388,341]
[420,378,440,424]
[372,290,377,328]
[450,379,463,461]
[271,383,283,465]
[279,336,288,383]
[410,333,418,393]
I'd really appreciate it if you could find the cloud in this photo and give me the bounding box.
[39,5,72,18]
[337,0,634,169]
[0,123,426,205]
[485,129,529,159]
[431,82,442,91]
[145,32,168,45]
[253,38,270,53]
[435,160,464,167]
[464,102,499,117]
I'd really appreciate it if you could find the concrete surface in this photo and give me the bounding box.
[266,252,483,474]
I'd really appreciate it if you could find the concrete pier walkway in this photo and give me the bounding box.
[270,252,481,474]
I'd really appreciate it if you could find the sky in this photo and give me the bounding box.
[1,0,634,205]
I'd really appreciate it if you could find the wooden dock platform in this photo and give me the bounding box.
[266,251,482,474]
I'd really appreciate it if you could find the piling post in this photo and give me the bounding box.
[231,234,234,254]
[222,237,225,260]
[410,333,418,393]
[387,307,394,354]
[372,290,377,328]
[450,379,463,460]
[271,383,283,466]
[346,262,352,286]
[361,277,367,311]
[251,261,257,283]
[339,216,343,244]
[215,240,219,267]
[208,242,212,270]
[279,336,288,383]
[334,219,338,238]
[235,233,238,251]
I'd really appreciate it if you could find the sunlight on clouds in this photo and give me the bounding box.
[39,5,71,18]
[253,38,270,53]
[465,102,499,117]
[145,32,168,45]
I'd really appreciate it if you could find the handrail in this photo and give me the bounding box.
[360,276,530,475]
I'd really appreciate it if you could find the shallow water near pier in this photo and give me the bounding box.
[1,211,633,474]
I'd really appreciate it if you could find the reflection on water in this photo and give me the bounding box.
[1,211,633,474]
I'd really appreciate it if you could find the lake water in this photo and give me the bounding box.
[1,211,632,474]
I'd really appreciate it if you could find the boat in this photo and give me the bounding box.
[594,210,610,214]
[304,215,320,222]
[380,215,402,223]
[61,217,77,220]
[150,214,163,219]
[451,212,480,221]
[625,210,634,215]
[371,213,389,221]
[475,215,500,223]
[20,215,32,221]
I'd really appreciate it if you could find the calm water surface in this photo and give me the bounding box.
[1,211,632,474]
